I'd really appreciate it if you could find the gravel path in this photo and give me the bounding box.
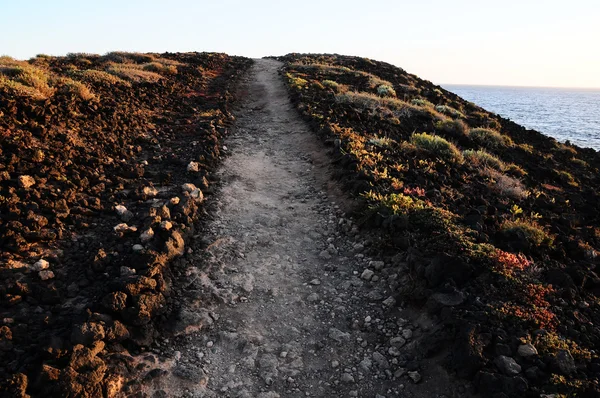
[140,59,473,398]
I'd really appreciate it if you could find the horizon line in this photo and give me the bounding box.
[441,82,600,90]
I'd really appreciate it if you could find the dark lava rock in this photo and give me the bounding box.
[71,322,106,346]
[494,355,521,376]
[551,349,577,375]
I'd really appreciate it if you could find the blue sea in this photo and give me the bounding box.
[443,85,600,151]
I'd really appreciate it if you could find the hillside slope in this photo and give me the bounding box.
[0,52,251,396]
[278,53,600,397]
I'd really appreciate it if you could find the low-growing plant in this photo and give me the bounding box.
[410,133,463,163]
[555,169,578,187]
[469,127,514,149]
[570,158,588,168]
[53,77,96,100]
[411,98,433,107]
[505,163,527,177]
[463,149,505,170]
[368,136,394,147]
[483,168,528,199]
[435,119,468,137]
[106,63,163,83]
[75,69,131,86]
[435,104,464,118]
[501,219,554,247]
[322,79,340,91]
[376,84,396,97]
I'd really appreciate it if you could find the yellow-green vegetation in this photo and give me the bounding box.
[469,127,514,149]
[53,77,96,100]
[555,169,579,187]
[376,84,396,97]
[411,98,433,107]
[106,63,163,83]
[368,136,395,147]
[501,219,554,247]
[365,191,424,214]
[463,149,505,170]
[435,119,468,136]
[74,69,131,86]
[322,79,341,92]
[410,133,463,163]
[285,72,308,89]
[0,56,55,99]
[435,104,464,118]
[537,332,594,360]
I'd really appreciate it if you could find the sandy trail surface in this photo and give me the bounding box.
[140,59,471,398]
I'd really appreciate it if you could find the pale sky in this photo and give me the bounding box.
[1,0,598,88]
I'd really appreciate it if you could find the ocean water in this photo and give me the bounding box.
[443,85,600,151]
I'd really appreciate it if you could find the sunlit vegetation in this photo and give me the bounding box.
[280,53,600,397]
[410,133,463,163]
[469,127,514,149]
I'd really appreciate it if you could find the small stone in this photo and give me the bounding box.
[190,188,204,202]
[551,350,576,375]
[170,197,180,205]
[140,228,154,243]
[517,343,538,358]
[132,244,144,252]
[390,337,406,347]
[370,261,385,270]
[160,221,173,231]
[382,296,396,307]
[319,250,332,259]
[142,186,158,198]
[328,328,350,343]
[206,341,214,348]
[361,269,374,281]
[353,243,364,252]
[372,352,389,369]
[340,373,355,383]
[18,175,35,189]
[408,371,421,383]
[331,360,339,368]
[114,223,137,233]
[388,347,401,356]
[307,293,319,302]
[309,279,321,285]
[494,355,521,376]
[181,183,197,193]
[394,368,407,378]
[115,205,134,222]
[39,270,55,280]
[402,329,413,340]
[359,358,372,371]
[120,266,136,276]
[187,162,200,172]
[31,259,49,272]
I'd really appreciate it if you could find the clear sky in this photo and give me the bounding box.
[1,0,598,88]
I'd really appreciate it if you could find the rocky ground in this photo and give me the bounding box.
[0,52,251,397]
[137,60,475,397]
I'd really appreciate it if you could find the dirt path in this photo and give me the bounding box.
[140,59,471,398]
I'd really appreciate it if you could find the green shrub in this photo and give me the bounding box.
[463,149,505,170]
[75,69,131,86]
[410,132,463,162]
[322,79,340,90]
[501,219,554,247]
[376,84,396,97]
[107,63,163,83]
[435,104,464,118]
[435,119,467,136]
[411,98,433,107]
[469,128,514,149]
